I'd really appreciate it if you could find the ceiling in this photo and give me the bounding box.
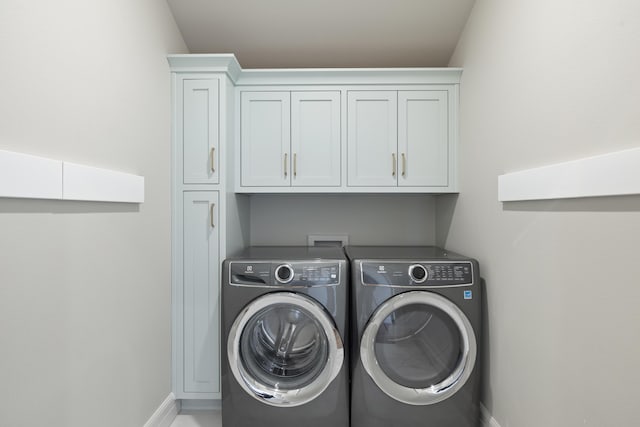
[166,0,476,68]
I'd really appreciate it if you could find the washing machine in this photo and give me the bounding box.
[346,246,482,427]
[221,246,349,427]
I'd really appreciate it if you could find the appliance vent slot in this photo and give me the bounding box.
[307,234,349,247]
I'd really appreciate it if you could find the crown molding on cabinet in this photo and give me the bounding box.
[235,67,462,86]
[167,53,462,85]
[498,147,640,202]
[167,54,243,82]
[0,149,144,203]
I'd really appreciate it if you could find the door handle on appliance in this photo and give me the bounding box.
[210,147,215,173]
[401,153,406,177]
[294,153,297,178]
[392,153,396,177]
[210,203,215,228]
[284,153,288,177]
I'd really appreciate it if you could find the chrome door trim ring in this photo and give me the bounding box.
[360,291,477,405]
[228,292,344,407]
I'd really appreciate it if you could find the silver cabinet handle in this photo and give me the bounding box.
[210,147,215,173]
[284,153,288,177]
[210,203,215,228]
[294,153,297,178]
[401,153,406,177]
[392,153,396,177]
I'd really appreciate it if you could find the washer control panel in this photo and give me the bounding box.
[230,261,342,287]
[361,261,473,287]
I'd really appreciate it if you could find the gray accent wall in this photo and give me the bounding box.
[0,1,187,426]
[250,194,437,246]
[442,1,640,426]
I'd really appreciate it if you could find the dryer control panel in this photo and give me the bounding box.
[229,261,342,287]
[360,261,473,287]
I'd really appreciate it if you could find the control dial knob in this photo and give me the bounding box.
[275,264,295,284]
[409,264,428,283]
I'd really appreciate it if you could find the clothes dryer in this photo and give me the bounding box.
[346,246,481,427]
[222,246,348,427]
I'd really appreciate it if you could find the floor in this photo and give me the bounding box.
[168,407,491,427]
[169,410,221,427]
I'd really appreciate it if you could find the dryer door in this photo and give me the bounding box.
[228,292,344,407]
[360,291,476,405]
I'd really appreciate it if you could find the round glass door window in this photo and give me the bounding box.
[374,303,462,388]
[360,291,476,405]
[228,292,343,407]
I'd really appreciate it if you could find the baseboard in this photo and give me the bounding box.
[143,393,180,427]
[481,403,501,427]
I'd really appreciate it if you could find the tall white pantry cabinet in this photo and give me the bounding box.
[170,56,248,401]
[169,54,461,402]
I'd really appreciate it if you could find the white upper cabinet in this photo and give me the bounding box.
[348,90,450,188]
[398,90,449,187]
[347,91,397,187]
[240,92,291,187]
[291,92,341,187]
[240,90,341,188]
[216,56,462,193]
[182,78,219,184]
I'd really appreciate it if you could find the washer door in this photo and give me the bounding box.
[360,291,476,405]
[228,292,344,407]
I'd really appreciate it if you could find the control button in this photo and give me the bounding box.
[409,264,428,283]
[275,264,294,284]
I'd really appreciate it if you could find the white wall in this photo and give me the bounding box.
[250,194,437,246]
[442,1,640,426]
[0,1,187,426]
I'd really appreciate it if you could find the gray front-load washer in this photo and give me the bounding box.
[221,246,349,427]
[346,246,482,427]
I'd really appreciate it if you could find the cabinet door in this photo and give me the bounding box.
[240,92,291,187]
[291,91,341,187]
[347,91,398,187]
[183,79,219,184]
[182,191,220,394]
[398,91,449,187]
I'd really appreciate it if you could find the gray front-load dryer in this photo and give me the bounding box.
[221,246,349,427]
[346,246,482,427]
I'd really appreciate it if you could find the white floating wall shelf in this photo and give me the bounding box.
[0,149,144,203]
[498,147,640,202]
